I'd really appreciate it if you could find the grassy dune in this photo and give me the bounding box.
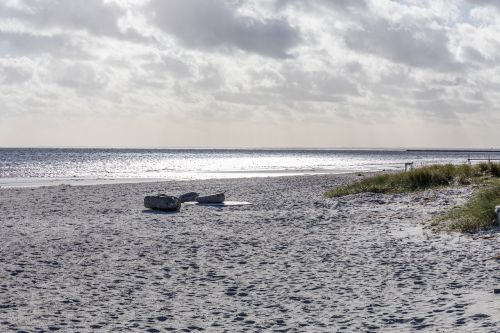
[325,163,500,233]
[325,163,500,197]
[436,181,500,233]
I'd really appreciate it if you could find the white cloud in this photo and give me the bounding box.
[0,0,498,147]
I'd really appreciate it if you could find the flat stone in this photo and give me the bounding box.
[184,201,252,207]
[196,193,225,203]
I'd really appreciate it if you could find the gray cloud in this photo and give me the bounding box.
[0,0,133,59]
[213,67,360,107]
[0,31,89,58]
[276,0,366,12]
[466,0,500,8]
[147,0,300,58]
[345,18,459,71]
[140,55,191,78]
[461,46,489,65]
[47,61,110,92]
[0,62,33,84]
[263,68,360,102]
[129,55,192,90]
[415,97,491,123]
[412,88,446,101]
[317,0,366,10]
[0,0,139,40]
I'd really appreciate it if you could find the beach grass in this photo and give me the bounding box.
[436,181,500,233]
[325,163,500,198]
[326,162,500,233]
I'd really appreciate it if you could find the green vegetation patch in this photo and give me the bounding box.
[325,163,500,198]
[436,182,500,233]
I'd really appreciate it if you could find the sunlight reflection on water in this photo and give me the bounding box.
[1,148,499,181]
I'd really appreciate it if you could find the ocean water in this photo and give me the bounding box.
[0,148,499,186]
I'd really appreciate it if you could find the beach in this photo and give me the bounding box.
[0,174,499,332]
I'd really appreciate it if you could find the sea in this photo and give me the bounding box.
[1,148,499,187]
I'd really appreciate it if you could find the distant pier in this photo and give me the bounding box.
[405,149,500,165]
[406,149,500,153]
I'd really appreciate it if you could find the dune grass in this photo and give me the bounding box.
[436,181,500,233]
[325,162,500,233]
[325,162,500,198]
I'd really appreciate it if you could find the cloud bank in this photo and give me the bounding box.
[0,0,499,148]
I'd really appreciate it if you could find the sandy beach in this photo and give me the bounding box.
[0,174,499,332]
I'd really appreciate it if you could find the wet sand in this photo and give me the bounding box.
[0,174,499,332]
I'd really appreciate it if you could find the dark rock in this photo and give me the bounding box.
[178,192,199,203]
[144,195,181,211]
[494,288,500,294]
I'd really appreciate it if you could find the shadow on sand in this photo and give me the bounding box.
[141,209,179,215]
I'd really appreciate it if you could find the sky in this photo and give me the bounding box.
[0,0,499,148]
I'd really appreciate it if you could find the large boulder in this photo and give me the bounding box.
[178,192,199,203]
[144,195,181,211]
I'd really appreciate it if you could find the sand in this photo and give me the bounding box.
[0,174,499,332]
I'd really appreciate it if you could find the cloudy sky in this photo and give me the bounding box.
[0,0,499,148]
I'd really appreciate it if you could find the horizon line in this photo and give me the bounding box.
[1,146,500,152]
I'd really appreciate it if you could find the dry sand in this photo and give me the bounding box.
[0,174,499,332]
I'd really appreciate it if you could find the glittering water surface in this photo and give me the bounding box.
[1,148,499,182]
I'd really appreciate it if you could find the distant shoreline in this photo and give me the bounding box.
[1,147,499,151]
[407,149,500,153]
[0,170,363,189]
